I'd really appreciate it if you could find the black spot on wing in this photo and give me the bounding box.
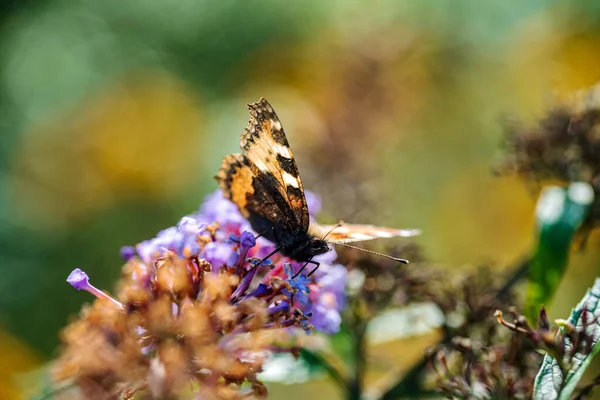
[252,167,302,232]
[286,185,305,205]
[271,129,288,146]
[276,154,298,175]
[246,177,288,227]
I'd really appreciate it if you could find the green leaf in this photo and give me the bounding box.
[533,278,600,400]
[330,324,354,367]
[527,182,594,320]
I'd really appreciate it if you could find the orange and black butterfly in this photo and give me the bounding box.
[216,98,419,269]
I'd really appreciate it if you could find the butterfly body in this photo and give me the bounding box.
[255,219,329,262]
[216,98,419,264]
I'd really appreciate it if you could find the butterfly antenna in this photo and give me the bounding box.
[321,220,344,240]
[333,242,409,264]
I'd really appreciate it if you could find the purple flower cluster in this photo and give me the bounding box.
[73,189,347,334]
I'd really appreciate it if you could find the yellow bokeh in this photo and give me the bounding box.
[0,330,41,400]
[8,70,204,229]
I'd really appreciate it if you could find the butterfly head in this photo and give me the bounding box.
[308,237,330,256]
[280,232,330,262]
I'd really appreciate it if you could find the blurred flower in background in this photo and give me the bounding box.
[3,0,600,398]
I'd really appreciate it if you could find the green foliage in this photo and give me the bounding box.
[527,183,594,320]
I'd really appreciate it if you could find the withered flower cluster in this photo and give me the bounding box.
[51,190,347,399]
[336,243,430,314]
[429,302,599,399]
[499,83,600,226]
[425,269,539,398]
[495,307,597,379]
[429,332,541,399]
[339,248,534,397]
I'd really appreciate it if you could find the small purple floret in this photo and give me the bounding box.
[177,216,205,235]
[204,242,237,272]
[306,264,347,333]
[230,267,259,302]
[268,301,290,315]
[67,268,90,291]
[246,283,269,298]
[234,231,257,270]
[120,246,136,261]
[239,231,256,248]
[196,190,250,231]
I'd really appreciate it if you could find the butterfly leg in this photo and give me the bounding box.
[289,260,319,305]
[292,260,320,278]
[307,261,321,277]
[254,231,267,240]
[250,246,283,270]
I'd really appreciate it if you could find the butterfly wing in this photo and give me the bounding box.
[216,154,299,232]
[311,223,421,244]
[239,98,309,233]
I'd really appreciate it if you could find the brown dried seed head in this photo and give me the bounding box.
[156,341,192,396]
[146,296,176,338]
[122,259,153,285]
[213,301,238,332]
[155,253,193,297]
[117,280,153,306]
[178,302,216,345]
[201,274,238,304]
[236,297,269,331]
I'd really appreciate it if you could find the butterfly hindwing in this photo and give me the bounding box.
[240,98,309,233]
[311,223,421,244]
[216,154,295,230]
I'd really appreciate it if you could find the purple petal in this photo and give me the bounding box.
[196,190,250,230]
[268,301,290,315]
[203,242,237,272]
[177,216,205,235]
[310,303,342,334]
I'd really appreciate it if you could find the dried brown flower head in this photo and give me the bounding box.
[499,83,600,228]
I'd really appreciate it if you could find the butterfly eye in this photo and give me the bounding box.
[311,239,329,252]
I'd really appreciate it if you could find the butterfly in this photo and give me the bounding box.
[215,98,419,271]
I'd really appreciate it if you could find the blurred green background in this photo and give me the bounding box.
[2,0,600,398]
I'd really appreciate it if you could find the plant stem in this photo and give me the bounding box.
[348,320,367,400]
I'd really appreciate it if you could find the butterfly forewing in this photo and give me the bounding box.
[240,98,310,233]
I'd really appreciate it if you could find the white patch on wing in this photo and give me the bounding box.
[271,120,282,130]
[282,171,300,188]
[273,144,292,159]
[253,156,270,172]
[397,229,422,237]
